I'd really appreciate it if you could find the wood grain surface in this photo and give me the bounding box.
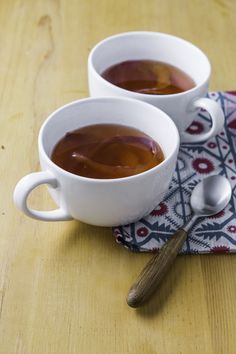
[1,0,236,353]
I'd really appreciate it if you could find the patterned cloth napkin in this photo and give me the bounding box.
[113,92,236,254]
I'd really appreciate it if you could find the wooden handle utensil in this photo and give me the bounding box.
[127,229,187,308]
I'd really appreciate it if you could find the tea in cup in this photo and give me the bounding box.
[88,32,224,143]
[51,123,165,179]
[101,59,196,95]
[14,97,179,226]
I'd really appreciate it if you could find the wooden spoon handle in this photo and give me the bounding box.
[127,229,187,308]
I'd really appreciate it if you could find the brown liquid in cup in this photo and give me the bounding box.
[51,124,164,179]
[101,60,195,95]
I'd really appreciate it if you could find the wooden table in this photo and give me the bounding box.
[1,1,236,353]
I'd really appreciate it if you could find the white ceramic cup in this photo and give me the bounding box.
[88,31,224,143]
[14,97,179,226]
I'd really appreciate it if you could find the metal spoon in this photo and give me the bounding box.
[127,175,232,308]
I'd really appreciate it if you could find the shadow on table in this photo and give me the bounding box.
[56,220,187,317]
[59,220,124,256]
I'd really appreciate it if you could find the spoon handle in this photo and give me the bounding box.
[127,228,187,308]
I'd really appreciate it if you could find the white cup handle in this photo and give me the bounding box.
[180,97,224,143]
[14,171,73,221]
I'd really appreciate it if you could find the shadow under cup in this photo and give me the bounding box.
[15,97,179,226]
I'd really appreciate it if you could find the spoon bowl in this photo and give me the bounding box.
[191,175,232,216]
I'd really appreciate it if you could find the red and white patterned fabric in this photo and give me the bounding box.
[113,92,236,254]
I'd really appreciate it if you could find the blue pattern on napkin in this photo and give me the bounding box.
[113,92,236,254]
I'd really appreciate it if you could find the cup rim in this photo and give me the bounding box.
[38,96,180,183]
[88,31,211,98]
